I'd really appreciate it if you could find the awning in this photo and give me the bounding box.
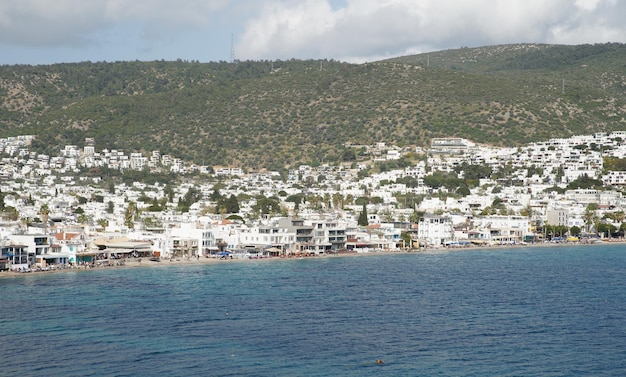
[38,254,69,259]
[104,248,138,253]
[77,251,99,256]
[470,240,487,244]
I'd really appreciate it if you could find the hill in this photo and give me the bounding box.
[1,43,625,169]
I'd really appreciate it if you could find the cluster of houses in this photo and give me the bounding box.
[2,131,626,272]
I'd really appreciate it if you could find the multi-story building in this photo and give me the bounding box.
[546,209,569,227]
[1,244,33,271]
[8,233,69,268]
[417,215,454,247]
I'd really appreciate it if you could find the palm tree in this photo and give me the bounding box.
[332,193,344,209]
[124,201,138,229]
[583,203,599,234]
[39,204,50,234]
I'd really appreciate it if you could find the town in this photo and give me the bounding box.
[2,131,626,272]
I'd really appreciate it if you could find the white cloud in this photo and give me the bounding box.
[236,0,626,62]
[575,0,602,12]
[0,0,624,64]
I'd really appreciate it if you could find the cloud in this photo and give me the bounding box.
[548,0,625,44]
[0,0,233,47]
[236,0,626,62]
[0,1,104,46]
[0,0,624,64]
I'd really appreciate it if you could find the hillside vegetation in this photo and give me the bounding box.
[1,43,625,169]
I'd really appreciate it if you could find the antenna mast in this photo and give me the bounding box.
[230,34,235,63]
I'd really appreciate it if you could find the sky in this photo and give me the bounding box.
[1,0,625,66]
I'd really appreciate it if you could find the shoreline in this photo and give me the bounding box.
[1,239,622,279]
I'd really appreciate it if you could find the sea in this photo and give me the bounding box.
[1,244,625,377]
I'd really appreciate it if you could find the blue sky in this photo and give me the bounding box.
[1,0,625,66]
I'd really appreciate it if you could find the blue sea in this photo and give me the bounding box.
[1,244,625,376]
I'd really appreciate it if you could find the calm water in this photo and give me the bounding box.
[1,244,625,376]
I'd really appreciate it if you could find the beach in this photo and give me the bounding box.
[2,238,620,279]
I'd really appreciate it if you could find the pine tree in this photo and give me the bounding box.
[357,203,369,226]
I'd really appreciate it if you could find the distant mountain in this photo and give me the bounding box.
[1,43,625,169]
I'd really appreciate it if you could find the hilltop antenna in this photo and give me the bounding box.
[230,34,235,63]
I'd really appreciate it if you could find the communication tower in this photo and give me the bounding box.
[230,34,235,63]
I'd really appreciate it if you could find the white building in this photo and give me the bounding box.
[417,215,454,246]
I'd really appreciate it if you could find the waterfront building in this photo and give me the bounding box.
[546,209,569,228]
[0,244,33,271]
[8,233,69,268]
[416,215,454,247]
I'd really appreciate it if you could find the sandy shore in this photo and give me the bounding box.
[1,239,622,279]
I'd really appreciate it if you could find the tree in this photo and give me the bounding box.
[355,196,369,206]
[607,211,625,224]
[2,206,19,221]
[423,171,464,191]
[286,193,305,205]
[583,203,599,233]
[225,214,245,223]
[306,195,323,210]
[331,193,344,209]
[77,213,90,224]
[408,211,422,224]
[400,231,412,248]
[141,216,163,229]
[164,184,175,203]
[340,147,357,162]
[567,174,603,190]
[596,222,616,238]
[209,188,222,201]
[357,203,369,226]
[345,194,354,206]
[454,162,492,186]
[519,205,533,218]
[177,187,201,212]
[124,201,138,229]
[456,185,470,196]
[216,194,240,214]
[38,204,50,231]
[396,176,419,188]
[252,196,281,215]
[97,218,109,229]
